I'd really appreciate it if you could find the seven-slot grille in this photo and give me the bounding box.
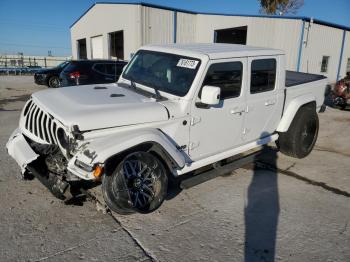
[23,100,58,144]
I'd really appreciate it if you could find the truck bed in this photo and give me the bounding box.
[286,71,326,87]
[284,71,328,113]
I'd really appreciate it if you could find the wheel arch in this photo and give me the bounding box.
[103,141,181,178]
[69,129,186,180]
[277,95,316,133]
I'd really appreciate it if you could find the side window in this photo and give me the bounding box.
[250,59,276,94]
[105,63,122,76]
[93,63,106,74]
[202,62,243,99]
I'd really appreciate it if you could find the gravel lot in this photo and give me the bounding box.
[0,76,349,262]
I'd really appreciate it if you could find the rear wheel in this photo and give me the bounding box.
[102,152,168,214]
[48,76,60,88]
[277,105,319,158]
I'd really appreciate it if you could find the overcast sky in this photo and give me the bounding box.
[0,0,349,56]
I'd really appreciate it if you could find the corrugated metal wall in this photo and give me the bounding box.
[176,12,197,43]
[248,18,301,71]
[195,15,301,71]
[70,4,141,60]
[300,23,343,82]
[71,4,349,82]
[141,6,174,45]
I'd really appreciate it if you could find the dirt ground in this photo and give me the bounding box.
[0,76,349,262]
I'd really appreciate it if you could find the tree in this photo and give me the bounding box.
[259,0,304,15]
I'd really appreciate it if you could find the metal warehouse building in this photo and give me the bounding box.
[70,2,350,83]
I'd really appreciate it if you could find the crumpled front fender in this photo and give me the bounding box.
[67,128,186,180]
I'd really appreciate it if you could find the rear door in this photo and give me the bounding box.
[243,56,284,142]
[189,58,247,161]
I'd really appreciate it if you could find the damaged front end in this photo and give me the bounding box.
[6,99,100,200]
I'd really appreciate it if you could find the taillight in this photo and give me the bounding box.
[69,71,80,79]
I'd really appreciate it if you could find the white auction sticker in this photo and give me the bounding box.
[177,59,199,69]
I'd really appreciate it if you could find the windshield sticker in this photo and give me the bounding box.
[177,59,199,69]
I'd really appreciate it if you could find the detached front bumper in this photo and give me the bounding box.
[6,129,70,199]
[7,128,97,181]
[6,128,39,173]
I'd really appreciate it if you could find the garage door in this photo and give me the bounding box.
[91,35,103,59]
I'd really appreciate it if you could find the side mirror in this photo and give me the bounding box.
[201,85,221,105]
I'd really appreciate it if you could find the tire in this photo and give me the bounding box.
[102,151,168,214]
[277,105,319,159]
[48,76,60,88]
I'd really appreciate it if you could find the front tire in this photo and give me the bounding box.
[102,152,168,214]
[277,105,319,158]
[48,76,60,88]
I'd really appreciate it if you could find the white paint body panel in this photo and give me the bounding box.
[7,44,327,180]
[277,77,328,132]
[31,83,169,131]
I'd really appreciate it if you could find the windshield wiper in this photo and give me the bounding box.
[128,76,163,101]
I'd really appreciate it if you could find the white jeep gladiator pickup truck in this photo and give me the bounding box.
[7,44,327,214]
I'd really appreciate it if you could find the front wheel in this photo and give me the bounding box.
[277,105,319,158]
[102,152,168,214]
[48,76,60,88]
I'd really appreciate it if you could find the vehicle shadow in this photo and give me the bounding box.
[244,144,280,262]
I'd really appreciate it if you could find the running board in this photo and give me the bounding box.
[180,151,260,189]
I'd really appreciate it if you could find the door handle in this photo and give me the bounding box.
[264,100,276,106]
[230,107,245,115]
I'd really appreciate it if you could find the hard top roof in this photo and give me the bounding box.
[142,43,284,59]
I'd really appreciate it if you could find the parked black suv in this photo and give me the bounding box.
[59,60,127,87]
[34,61,69,88]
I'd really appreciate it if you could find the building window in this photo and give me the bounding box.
[214,26,247,45]
[77,38,87,59]
[321,56,329,73]
[250,59,276,94]
[202,62,243,99]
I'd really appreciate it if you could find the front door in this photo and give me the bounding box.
[189,58,247,161]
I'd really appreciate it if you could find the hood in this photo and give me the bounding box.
[31,83,169,131]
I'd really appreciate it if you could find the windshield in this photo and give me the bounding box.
[122,50,201,97]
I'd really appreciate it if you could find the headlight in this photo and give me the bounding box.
[75,159,94,172]
[57,128,69,149]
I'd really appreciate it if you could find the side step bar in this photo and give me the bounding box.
[180,151,260,189]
